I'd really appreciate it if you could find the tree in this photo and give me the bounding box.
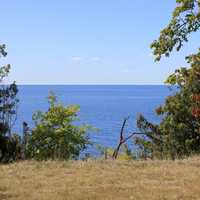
[151,0,200,61]
[136,0,200,159]
[27,93,91,160]
[0,44,18,137]
[0,44,20,162]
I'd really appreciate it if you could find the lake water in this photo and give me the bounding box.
[14,85,171,155]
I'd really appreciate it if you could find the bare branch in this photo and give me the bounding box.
[112,117,145,159]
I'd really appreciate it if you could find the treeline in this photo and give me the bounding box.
[1,0,200,163]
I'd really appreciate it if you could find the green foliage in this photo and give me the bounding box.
[27,93,91,160]
[136,1,200,159]
[134,136,153,159]
[151,0,200,61]
[0,44,18,137]
[0,44,19,162]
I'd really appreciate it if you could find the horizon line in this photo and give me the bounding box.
[16,83,166,86]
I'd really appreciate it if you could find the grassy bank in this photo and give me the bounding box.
[0,157,200,200]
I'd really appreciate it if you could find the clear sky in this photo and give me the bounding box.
[1,0,199,84]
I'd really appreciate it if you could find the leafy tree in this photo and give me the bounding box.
[151,0,200,61]
[27,93,91,160]
[0,44,20,162]
[0,44,18,137]
[136,0,200,159]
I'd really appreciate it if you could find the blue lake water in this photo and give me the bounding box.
[14,85,171,154]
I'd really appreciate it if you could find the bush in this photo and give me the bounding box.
[0,134,22,162]
[27,93,91,160]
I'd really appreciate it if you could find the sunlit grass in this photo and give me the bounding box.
[1,157,200,199]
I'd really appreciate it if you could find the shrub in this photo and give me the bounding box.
[27,93,91,160]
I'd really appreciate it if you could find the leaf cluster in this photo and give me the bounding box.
[151,0,200,61]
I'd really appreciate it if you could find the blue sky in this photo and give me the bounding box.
[1,0,199,84]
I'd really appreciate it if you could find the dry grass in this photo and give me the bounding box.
[0,157,200,200]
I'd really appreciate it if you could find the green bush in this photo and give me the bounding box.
[27,93,91,160]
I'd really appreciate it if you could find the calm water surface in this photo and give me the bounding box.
[14,85,172,154]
